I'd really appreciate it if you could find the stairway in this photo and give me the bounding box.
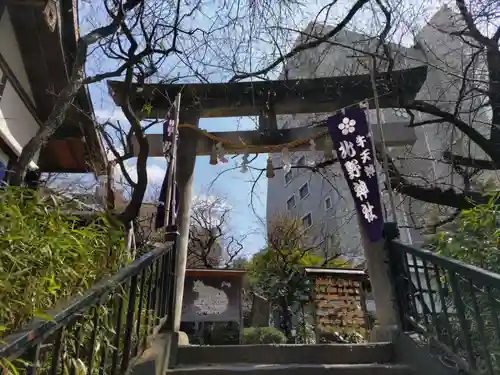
[168,343,413,374]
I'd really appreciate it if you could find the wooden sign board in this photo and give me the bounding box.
[313,276,368,334]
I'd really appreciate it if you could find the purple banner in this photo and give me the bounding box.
[327,108,384,242]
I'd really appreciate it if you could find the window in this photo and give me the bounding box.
[302,213,312,229]
[286,195,296,210]
[324,196,332,210]
[299,182,310,199]
[297,155,306,166]
[284,169,293,185]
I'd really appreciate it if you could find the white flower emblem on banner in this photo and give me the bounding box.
[338,117,356,135]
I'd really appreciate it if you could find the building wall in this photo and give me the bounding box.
[0,10,35,104]
[0,79,40,159]
[393,7,492,247]
[266,6,492,261]
[0,9,40,172]
[267,152,362,260]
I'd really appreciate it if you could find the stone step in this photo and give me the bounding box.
[176,343,394,366]
[168,363,412,375]
[177,343,393,365]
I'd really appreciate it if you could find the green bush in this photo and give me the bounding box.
[243,327,286,344]
[211,324,240,345]
[0,187,127,335]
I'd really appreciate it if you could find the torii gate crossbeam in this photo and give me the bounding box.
[108,65,427,156]
[107,66,426,119]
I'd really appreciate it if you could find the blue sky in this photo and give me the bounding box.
[144,117,269,256]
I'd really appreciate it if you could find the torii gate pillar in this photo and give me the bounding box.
[361,221,401,342]
[172,110,200,333]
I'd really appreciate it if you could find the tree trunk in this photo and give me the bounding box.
[280,296,293,343]
[117,100,150,226]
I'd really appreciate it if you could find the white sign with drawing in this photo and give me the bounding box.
[192,280,229,316]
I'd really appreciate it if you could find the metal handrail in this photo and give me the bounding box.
[392,240,500,287]
[389,240,500,375]
[0,239,175,361]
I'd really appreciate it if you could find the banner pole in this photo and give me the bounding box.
[366,57,398,224]
[164,93,181,228]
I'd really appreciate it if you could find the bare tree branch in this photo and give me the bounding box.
[228,0,370,82]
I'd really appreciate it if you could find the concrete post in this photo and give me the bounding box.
[359,218,400,342]
[160,111,200,371]
[172,111,200,332]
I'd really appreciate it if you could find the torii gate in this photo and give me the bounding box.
[107,65,427,342]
